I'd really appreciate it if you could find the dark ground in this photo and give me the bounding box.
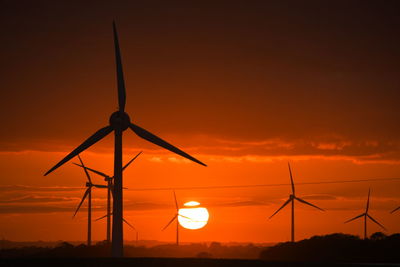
[0,258,391,267]
[1,233,399,266]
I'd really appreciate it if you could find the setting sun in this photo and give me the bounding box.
[178,201,209,230]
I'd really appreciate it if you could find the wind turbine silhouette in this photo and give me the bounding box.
[162,190,192,246]
[269,163,324,242]
[73,155,108,246]
[44,22,206,257]
[73,151,142,243]
[344,189,386,239]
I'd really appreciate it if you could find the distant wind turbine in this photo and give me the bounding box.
[74,151,142,243]
[344,189,386,239]
[162,191,192,245]
[269,163,324,242]
[73,155,108,246]
[44,22,206,257]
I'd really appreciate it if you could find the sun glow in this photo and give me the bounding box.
[178,201,209,230]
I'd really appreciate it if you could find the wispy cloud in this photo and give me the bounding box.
[1,135,400,163]
[0,185,83,193]
[0,195,78,204]
[301,194,338,201]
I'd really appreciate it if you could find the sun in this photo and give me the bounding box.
[178,201,209,230]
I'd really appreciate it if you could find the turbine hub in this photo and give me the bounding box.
[109,111,131,131]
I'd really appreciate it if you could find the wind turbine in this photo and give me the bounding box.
[344,189,386,239]
[162,191,192,246]
[44,22,206,257]
[73,155,108,246]
[269,163,324,242]
[73,151,142,243]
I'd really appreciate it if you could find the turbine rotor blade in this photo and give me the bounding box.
[288,162,295,195]
[294,197,324,211]
[178,214,194,220]
[173,190,178,211]
[77,155,91,184]
[95,214,109,221]
[73,188,90,217]
[112,21,126,112]
[123,218,136,230]
[44,126,113,176]
[73,163,110,179]
[93,184,108,189]
[391,206,400,214]
[344,213,365,224]
[367,214,386,230]
[129,123,206,167]
[366,188,371,213]
[269,198,291,219]
[110,184,115,199]
[122,151,143,171]
[162,214,178,231]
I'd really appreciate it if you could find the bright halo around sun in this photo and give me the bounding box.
[178,201,209,230]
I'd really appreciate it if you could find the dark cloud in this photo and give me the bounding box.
[301,194,338,201]
[0,1,399,162]
[0,195,78,204]
[0,205,74,214]
[0,185,82,193]
[1,137,400,163]
[207,200,271,208]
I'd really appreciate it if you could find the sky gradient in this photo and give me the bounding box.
[0,1,399,243]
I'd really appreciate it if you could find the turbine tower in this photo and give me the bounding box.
[162,191,192,245]
[73,155,108,246]
[269,163,324,242]
[344,189,386,239]
[44,22,206,257]
[74,151,142,243]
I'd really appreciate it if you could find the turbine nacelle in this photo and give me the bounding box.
[109,111,131,131]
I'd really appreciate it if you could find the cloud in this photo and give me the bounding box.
[0,185,83,193]
[301,194,338,201]
[208,200,271,208]
[0,205,74,214]
[0,195,78,204]
[124,201,171,211]
[1,134,400,164]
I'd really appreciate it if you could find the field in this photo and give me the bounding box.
[0,257,382,267]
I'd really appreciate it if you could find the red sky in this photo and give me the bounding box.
[0,1,399,243]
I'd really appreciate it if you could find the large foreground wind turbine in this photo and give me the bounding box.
[44,22,206,257]
[162,191,192,245]
[73,155,107,246]
[344,189,386,239]
[269,163,324,242]
[74,151,142,243]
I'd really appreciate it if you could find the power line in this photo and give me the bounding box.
[127,177,400,191]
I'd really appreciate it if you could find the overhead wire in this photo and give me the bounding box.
[126,177,400,191]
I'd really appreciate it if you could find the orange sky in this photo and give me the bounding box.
[0,1,399,243]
